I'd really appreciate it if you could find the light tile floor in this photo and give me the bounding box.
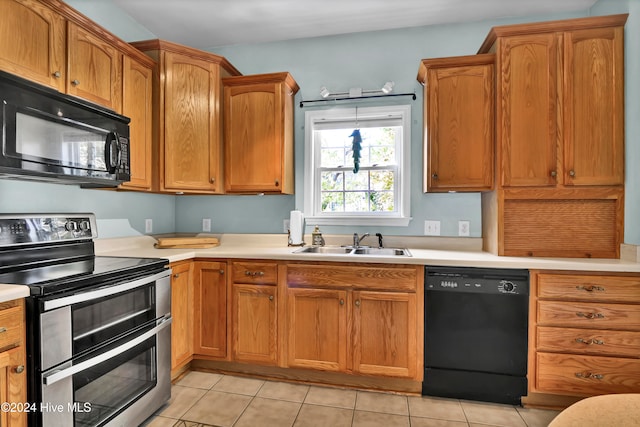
[142,372,560,427]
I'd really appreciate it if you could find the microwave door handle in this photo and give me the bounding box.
[42,316,171,386]
[104,132,120,174]
[43,269,171,311]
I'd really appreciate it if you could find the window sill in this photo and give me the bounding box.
[304,216,412,227]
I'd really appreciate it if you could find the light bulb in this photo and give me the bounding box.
[381,81,395,94]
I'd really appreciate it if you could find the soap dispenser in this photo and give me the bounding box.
[311,225,325,246]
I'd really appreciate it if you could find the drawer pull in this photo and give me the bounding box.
[576,285,605,292]
[245,271,265,277]
[575,372,603,380]
[575,338,604,345]
[576,312,605,319]
[0,327,6,334]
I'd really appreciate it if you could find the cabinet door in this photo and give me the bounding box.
[120,55,153,191]
[0,347,27,427]
[425,60,494,191]
[194,261,227,358]
[170,262,193,371]
[67,23,122,112]
[225,83,284,193]
[500,33,560,187]
[163,52,219,192]
[352,291,417,378]
[286,288,347,372]
[563,26,624,186]
[232,284,277,365]
[0,0,65,92]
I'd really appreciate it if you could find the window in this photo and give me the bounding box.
[303,105,411,226]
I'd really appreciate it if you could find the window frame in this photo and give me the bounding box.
[303,104,411,226]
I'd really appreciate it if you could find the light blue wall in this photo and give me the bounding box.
[0,180,176,235]
[65,0,155,41]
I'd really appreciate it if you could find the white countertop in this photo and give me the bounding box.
[94,234,640,273]
[0,284,30,303]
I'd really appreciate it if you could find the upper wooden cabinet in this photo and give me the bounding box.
[0,0,66,92]
[119,55,155,191]
[417,54,494,192]
[67,22,122,112]
[223,72,299,194]
[480,14,626,188]
[131,40,241,194]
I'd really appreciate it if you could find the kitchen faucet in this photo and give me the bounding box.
[353,232,369,248]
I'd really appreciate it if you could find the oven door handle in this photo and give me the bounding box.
[43,269,171,311]
[42,315,171,386]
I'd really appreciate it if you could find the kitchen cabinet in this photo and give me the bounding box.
[131,40,241,194]
[0,0,66,92]
[169,261,194,374]
[67,22,122,112]
[119,54,155,191]
[479,14,627,258]
[194,261,228,358]
[526,271,640,407]
[223,72,298,194]
[0,299,26,427]
[417,54,494,192]
[231,262,278,365]
[285,263,422,379]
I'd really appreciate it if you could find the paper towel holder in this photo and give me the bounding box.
[287,229,305,247]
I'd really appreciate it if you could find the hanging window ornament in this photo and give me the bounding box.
[350,107,362,173]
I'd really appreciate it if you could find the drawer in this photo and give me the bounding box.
[0,305,23,350]
[287,264,418,292]
[232,262,278,284]
[537,273,640,303]
[537,301,640,331]
[536,352,640,396]
[537,326,640,358]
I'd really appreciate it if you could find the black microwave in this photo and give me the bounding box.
[0,70,130,187]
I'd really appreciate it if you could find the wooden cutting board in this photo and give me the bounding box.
[154,236,219,249]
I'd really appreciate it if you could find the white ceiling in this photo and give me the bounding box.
[112,0,599,49]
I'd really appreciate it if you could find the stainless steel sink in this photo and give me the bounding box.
[352,247,412,256]
[293,246,353,254]
[293,246,411,257]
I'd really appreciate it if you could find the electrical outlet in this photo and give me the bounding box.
[458,220,470,237]
[424,220,441,236]
[283,219,290,233]
[145,219,153,234]
[202,218,212,232]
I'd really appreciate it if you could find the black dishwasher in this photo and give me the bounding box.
[423,266,529,405]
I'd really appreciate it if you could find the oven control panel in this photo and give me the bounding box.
[0,214,97,246]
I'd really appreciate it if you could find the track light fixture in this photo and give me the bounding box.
[318,81,396,99]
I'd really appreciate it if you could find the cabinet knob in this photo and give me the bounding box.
[576,311,605,319]
[575,372,603,380]
[14,365,24,374]
[275,179,280,187]
[71,79,80,86]
[355,300,361,307]
[52,71,61,78]
[0,327,6,334]
[339,299,344,306]
[432,173,438,180]
[219,269,225,274]
[269,295,274,301]
[210,178,215,184]
[569,170,576,177]
[550,170,557,178]
[173,273,180,278]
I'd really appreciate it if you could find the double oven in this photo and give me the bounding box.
[0,214,171,427]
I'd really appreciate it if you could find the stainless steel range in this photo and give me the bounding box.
[0,213,171,427]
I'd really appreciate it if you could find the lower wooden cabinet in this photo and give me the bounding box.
[194,261,228,358]
[527,270,640,405]
[285,263,423,380]
[170,261,194,372]
[0,299,26,427]
[232,283,277,365]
